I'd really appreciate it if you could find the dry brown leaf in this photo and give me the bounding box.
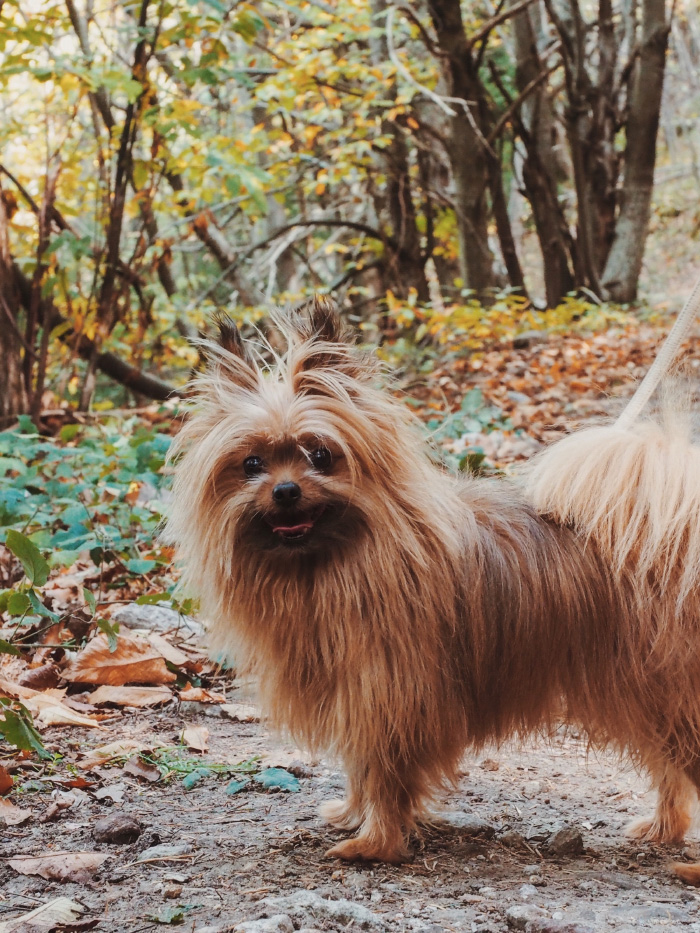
[0,896,85,932]
[78,739,149,770]
[123,756,161,783]
[7,851,108,883]
[89,685,172,707]
[65,633,177,686]
[18,663,61,690]
[0,676,38,700]
[221,702,260,723]
[23,694,102,728]
[0,799,31,826]
[181,724,209,752]
[0,765,13,795]
[179,685,225,703]
[132,631,189,667]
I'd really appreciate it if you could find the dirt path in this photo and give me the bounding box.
[4,698,700,933]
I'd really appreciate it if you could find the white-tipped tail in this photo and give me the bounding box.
[525,412,700,608]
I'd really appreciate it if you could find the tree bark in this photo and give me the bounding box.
[427,0,496,294]
[602,0,670,300]
[0,188,28,425]
[512,2,574,304]
[369,0,429,301]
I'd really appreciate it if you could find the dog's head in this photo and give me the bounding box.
[169,298,422,563]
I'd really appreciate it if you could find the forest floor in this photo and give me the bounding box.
[3,678,700,933]
[4,312,700,932]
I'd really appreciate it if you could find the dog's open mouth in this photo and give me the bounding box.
[266,507,325,542]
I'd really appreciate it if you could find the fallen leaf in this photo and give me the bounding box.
[181,768,210,790]
[133,631,189,667]
[93,783,126,803]
[181,725,209,752]
[65,633,177,686]
[18,664,61,691]
[78,739,149,770]
[23,694,102,728]
[123,755,161,783]
[0,764,13,794]
[89,685,172,708]
[220,702,260,722]
[178,685,224,703]
[7,851,109,883]
[0,676,38,700]
[0,798,32,825]
[0,897,85,932]
[254,767,300,792]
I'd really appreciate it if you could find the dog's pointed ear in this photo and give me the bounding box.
[291,295,346,345]
[207,313,258,389]
[286,296,377,385]
[214,313,253,363]
[304,295,344,343]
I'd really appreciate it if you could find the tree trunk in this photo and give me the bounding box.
[369,0,429,301]
[427,0,496,295]
[0,188,28,425]
[602,0,670,300]
[512,1,574,304]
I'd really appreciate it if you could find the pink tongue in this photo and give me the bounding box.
[273,521,314,535]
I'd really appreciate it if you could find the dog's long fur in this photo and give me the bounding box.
[166,299,700,878]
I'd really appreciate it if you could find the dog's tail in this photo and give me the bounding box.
[525,407,700,609]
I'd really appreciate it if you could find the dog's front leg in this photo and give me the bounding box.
[323,759,418,864]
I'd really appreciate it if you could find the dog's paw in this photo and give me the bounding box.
[325,837,410,864]
[320,798,362,831]
[625,815,687,845]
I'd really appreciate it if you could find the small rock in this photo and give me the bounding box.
[506,905,549,930]
[444,812,496,838]
[546,826,584,857]
[519,884,539,899]
[164,884,183,898]
[481,758,499,771]
[221,702,260,723]
[112,602,204,637]
[93,812,142,844]
[137,843,193,862]
[235,917,294,933]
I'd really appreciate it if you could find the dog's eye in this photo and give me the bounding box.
[243,455,265,477]
[310,446,332,472]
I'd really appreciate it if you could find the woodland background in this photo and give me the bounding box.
[1,0,700,825]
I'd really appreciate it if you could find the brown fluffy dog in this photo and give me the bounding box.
[166,298,700,880]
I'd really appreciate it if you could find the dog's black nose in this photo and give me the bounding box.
[272,481,302,506]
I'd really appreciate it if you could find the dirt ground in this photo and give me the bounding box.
[4,688,700,933]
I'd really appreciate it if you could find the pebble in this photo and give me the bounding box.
[506,904,549,930]
[92,812,142,844]
[518,884,539,899]
[546,826,584,857]
[444,812,496,838]
[137,842,192,862]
